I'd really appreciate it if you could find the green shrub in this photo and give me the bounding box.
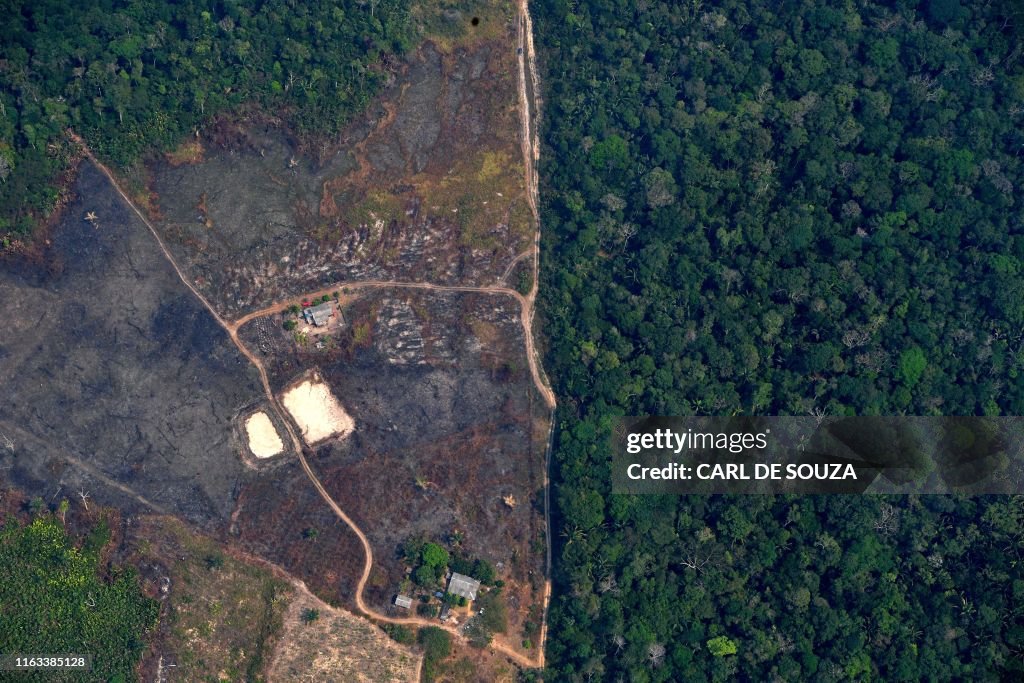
[383,624,414,645]
[418,626,452,682]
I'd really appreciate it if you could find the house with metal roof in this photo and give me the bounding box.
[303,302,334,326]
[447,572,481,601]
[394,594,413,609]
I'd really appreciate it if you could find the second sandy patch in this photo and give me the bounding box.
[245,411,285,458]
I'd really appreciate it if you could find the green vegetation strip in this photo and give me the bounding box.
[0,515,158,682]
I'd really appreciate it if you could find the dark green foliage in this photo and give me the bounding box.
[82,518,111,554]
[204,552,224,570]
[448,554,497,585]
[536,0,1024,421]
[383,623,415,645]
[516,269,534,296]
[472,558,496,585]
[421,542,449,569]
[283,319,298,331]
[442,592,467,607]
[411,540,449,586]
[534,0,1024,679]
[0,515,159,681]
[418,626,451,682]
[517,669,542,683]
[300,608,319,624]
[0,0,414,238]
[414,564,439,587]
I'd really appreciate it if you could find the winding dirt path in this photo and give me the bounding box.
[498,249,533,285]
[62,1,553,669]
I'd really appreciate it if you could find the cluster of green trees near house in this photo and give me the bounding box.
[0,0,414,237]
[534,0,1024,680]
[0,511,159,682]
[403,538,498,590]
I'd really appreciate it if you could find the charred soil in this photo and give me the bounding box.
[237,288,548,643]
[142,37,530,319]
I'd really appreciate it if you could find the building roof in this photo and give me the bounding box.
[394,594,413,609]
[303,302,334,326]
[447,572,481,601]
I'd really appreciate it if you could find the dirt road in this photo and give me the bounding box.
[498,249,533,285]
[232,278,556,411]
[62,1,553,668]
[515,0,553,666]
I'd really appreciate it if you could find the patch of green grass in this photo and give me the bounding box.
[343,190,405,236]
[412,0,512,50]
[136,517,292,683]
[416,148,529,251]
[383,623,415,645]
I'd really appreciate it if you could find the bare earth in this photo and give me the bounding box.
[269,594,421,682]
[281,376,355,445]
[245,411,285,458]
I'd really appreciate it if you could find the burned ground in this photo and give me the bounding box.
[238,289,548,630]
[231,460,367,607]
[0,163,372,613]
[144,33,530,319]
[1,0,548,672]
[0,162,271,527]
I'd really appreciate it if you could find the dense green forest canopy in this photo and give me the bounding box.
[534,0,1024,680]
[0,0,414,238]
[0,513,159,681]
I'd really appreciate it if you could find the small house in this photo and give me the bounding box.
[447,573,481,602]
[394,595,413,609]
[303,302,334,327]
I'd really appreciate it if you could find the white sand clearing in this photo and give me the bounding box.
[281,378,354,444]
[245,411,285,458]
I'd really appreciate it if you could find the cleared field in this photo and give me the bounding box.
[281,376,354,444]
[142,33,529,318]
[245,411,284,457]
[268,594,421,682]
[130,516,293,681]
